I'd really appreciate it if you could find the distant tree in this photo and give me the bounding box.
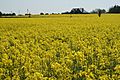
[52,13,55,15]
[25,14,28,15]
[28,13,31,18]
[90,10,97,14]
[98,9,102,17]
[108,5,120,13]
[91,9,106,14]
[12,13,16,16]
[25,13,31,18]
[2,13,5,16]
[62,11,70,14]
[101,9,106,13]
[0,11,2,17]
[81,8,84,13]
[1,12,16,17]
[40,13,44,15]
[45,13,49,15]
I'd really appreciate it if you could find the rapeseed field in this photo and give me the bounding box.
[0,14,120,80]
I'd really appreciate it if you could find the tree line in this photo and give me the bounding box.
[62,5,120,14]
[109,5,120,13]
[0,5,120,17]
[0,12,16,17]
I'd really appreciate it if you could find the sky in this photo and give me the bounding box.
[0,0,120,14]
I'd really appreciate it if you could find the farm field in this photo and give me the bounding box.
[0,14,120,80]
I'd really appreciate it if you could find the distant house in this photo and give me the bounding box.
[62,8,89,14]
[70,8,84,14]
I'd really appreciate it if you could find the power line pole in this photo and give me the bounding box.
[27,9,29,14]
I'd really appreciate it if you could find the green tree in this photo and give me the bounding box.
[91,9,106,14]
[0,11,2,17]
[109,5,120,13]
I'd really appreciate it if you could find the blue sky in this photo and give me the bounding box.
[0,0,120,14]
